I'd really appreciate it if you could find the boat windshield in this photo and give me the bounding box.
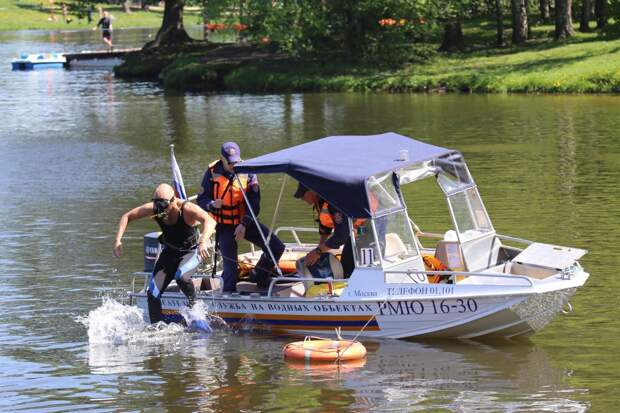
[397,152,474,195]
[352,209,419,268]
[435,152,474,194]
[447,187,494,242]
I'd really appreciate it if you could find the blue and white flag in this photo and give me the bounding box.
[170,144,187,200]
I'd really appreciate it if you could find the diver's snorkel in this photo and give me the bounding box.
[152,196,175,219]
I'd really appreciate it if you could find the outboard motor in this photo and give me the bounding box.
[144,232,162,272]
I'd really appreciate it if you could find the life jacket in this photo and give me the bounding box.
[208,160,249,226]
[317,198,376,230]
[422,254,449,283]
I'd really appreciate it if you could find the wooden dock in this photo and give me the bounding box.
[63,48,141,67]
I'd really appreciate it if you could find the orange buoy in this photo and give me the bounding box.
[283,336,367,363]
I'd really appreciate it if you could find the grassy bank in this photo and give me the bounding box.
[224,34,620,93]
[118,27,620,94]
[0,0,201,31]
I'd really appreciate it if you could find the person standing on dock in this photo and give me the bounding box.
[197,142,285,292]
[113,183,216,324]
[93,10,113,51]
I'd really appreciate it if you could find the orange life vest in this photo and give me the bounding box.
[423,254,449,283]
[208,160,249,226]
[317,201,367,230]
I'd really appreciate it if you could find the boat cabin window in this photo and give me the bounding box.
[367,172,403,215]
[435,153,474,194]
[351,219,381,268]
[352,210,419,268]
[447,187,493,242]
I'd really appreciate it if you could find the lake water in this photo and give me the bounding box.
[0,28,618,412]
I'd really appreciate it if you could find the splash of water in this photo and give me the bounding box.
[179,300,212,333]
[76,296,184,345]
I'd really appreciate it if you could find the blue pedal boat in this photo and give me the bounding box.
[11,53,66,70]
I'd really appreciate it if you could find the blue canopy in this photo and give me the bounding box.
[235,132,456,218]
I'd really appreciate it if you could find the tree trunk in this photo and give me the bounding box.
[555,0,574,40]
[595,0,606,29]
[525,0,532,38]
[580,0,590,32]
[495,0,504,46]
[511,0,528,44]
[123,1,131,13]
[439,20,465,52]
[144,0,192,49]
[202,0,208,41]
[539,0,550,23]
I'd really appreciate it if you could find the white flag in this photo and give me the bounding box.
[170,145,187,200]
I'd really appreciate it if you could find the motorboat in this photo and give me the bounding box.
[127,133,588,339]
[11,52,66,70]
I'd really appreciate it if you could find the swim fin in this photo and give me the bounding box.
[187,318,212,333]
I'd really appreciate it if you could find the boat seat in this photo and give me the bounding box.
[236,280,306,297]
[384,232,407,259]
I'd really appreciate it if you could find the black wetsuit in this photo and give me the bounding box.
[97,17,111,39]
[147,202,199,323]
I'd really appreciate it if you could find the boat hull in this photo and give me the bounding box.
[130,284,579,340]
[12,61,65,70]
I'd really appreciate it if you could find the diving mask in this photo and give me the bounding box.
[153,196,174,217]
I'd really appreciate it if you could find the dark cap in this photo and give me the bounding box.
[293,182,309,199]
[221,141,241,163]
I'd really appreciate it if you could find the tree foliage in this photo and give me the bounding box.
[207,0,433,63]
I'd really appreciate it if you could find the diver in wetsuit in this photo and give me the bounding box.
[113,183,216,323]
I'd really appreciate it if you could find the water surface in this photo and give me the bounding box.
[0,29,618,412]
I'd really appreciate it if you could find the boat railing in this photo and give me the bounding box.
[495,233,534,245]
[129,269,224,294]
[414,229,534,247]
[385,269,534,287]
[274,226,320,248]
[267,276,346,298]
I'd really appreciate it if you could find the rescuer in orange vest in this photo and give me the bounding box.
[197,142,285,292]
[294,182,355,277]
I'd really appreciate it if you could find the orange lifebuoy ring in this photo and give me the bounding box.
[282,337,367,363]
[278,259,297,274]
[285,357,366,373]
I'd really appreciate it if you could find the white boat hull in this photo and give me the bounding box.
[129,271,585,340]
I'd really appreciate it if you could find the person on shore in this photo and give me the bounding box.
[93,11,113,51]
[197,142,285,292]
[86,5,93,23]
[47,0,57,21]
[113,183,216,324]
[293,183,355,277]
[61,3,71,23]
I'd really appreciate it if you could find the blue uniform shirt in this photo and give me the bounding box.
[323,203,351,250]
[197,160,260,226]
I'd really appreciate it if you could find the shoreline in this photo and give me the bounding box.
[114,37,620,95]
